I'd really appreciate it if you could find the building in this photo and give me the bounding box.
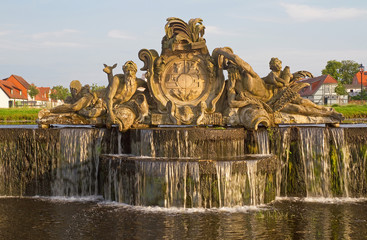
[3,75,30,99]
[345,83,361,97]
[0,74,53,108]
[299,75,348,105]
[0,80,28,108]
[346,71,367,96]
[34,87,52,107]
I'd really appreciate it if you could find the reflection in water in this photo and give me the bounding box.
[0,197,366,239]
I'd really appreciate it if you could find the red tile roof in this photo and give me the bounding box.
[0,81,27,100]
[352,71,367,86]
[12,75,31,89]
[35,87,50,101]
[299,75,337,97]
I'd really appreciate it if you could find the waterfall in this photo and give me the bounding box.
[328,128,350,197]
[246,160,258,205]
[276,127,366,198]
[102,156,275,207]
[276,127,291,197]
[52,128,105,196]
[299,128,331,197]
[104,160,203,207]
[254,128,270,154]
[2,125,367,206]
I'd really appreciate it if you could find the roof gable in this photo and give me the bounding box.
[0,81,27,100]
[353,71,367,86]
[35,87,50,101]
[299,75,337,96]
[323,75,338,84]
[12,75,31,89]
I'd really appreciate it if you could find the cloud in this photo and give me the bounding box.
[29,29,85,48]
[280,3,367,21]
[32,29,79,39]
[107,30,135,39]
[0,31,12,36]
[0,39,30,51]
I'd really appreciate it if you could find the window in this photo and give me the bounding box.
[20,91,22,95]
[324,85,330,93]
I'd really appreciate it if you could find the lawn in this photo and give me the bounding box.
[333,104,367,119]
[0,104,365,123]
[0,108,41,122]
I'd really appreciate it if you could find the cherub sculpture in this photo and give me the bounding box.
[213,47,343,129]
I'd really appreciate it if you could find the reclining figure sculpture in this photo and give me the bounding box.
[213,47,344,129]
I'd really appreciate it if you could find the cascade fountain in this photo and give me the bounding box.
[1,125,366,207]
[1,18,365,211]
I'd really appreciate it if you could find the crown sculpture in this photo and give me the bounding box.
[38,18,344,131]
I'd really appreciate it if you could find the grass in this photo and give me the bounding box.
[0,104,366,123]
[333,104,367,119]
[0,108,41,122]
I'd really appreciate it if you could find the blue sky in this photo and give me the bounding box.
[1,0,367,88]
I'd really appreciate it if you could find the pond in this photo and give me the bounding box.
[1,197,366,239]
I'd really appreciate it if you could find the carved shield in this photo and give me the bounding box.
[157,55,211,107]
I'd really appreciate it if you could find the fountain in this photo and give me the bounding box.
[2,18,365,210]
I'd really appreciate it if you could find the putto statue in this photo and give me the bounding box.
[213,48,343,129]
[38,17,344,130]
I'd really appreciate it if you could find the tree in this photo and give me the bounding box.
[50,85,70,101]
[322,60,359,84]
[334,81,347,104]
[351,90,367,101]
[335,82,347,96]
[339,60,360,84]
[322,60,342,81]
[90,83,105,93]
[28,84,39,100]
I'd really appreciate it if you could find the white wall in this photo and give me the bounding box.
[0,89,10,108]
[307,83,348,105]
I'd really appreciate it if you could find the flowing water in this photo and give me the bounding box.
[1,125,367,239]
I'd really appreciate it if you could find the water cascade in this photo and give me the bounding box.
[0,125,366,207]
[0,127,117,196]
[100,155,276,208]
[52,128,106,196]
[273,126,367,198]
[100,127,276,207]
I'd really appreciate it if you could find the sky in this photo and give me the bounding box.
[1,0,367,88]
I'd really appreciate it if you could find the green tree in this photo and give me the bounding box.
[334,82,348,104]
[335,82,347,96]
[50,85,70,101]
[28,84,39,100]
[322,60,342,81]
[90,83,105,93]
[322,60,359,84]
[351,90,367,101]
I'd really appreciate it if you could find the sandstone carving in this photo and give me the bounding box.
[214,47,344,129]
[37,17,344,130]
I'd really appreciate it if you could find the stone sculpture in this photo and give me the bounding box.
[37,17,344,130]
[213,47,344,129]
[37,80,106,127]
[103,60,149,131]
[139,17,225,126]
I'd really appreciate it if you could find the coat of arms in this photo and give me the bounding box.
[139,18,225,124]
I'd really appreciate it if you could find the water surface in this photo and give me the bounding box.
[1,197,366,239]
